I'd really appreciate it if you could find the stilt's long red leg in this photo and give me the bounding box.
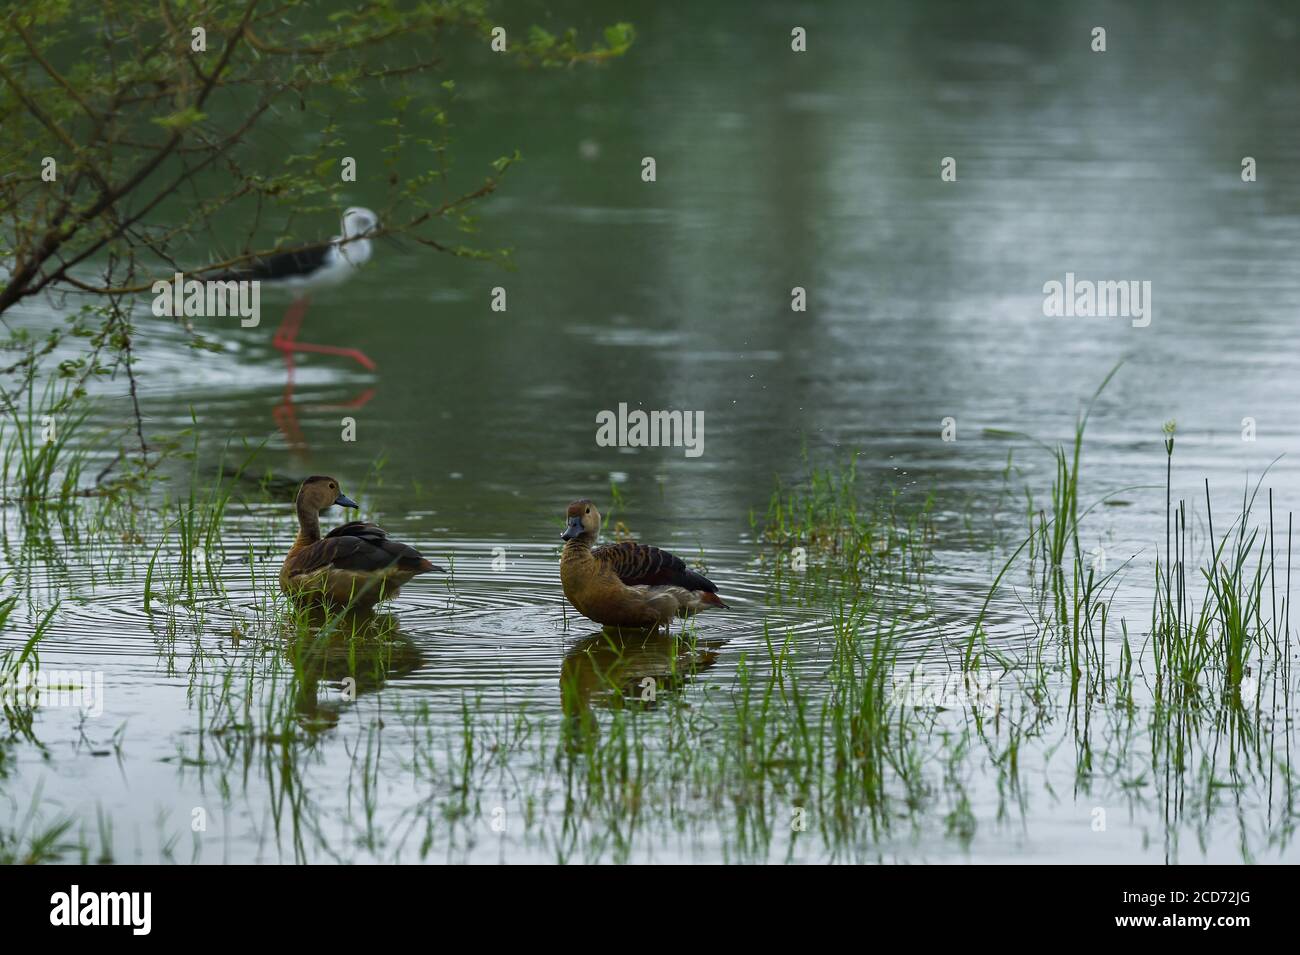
[274,295,310,351]
[279,341,376,371]
[272,294,375,370]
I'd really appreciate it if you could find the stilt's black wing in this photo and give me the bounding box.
[205,243,331,282]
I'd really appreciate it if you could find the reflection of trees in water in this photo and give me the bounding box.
[560,627,723,729]
[283,606,421,731]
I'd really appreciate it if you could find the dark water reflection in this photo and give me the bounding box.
[285,608,422,731]
[560,629,724,718]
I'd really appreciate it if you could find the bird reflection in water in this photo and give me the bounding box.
[560,628,723,735]
[282,604,420,731]
[272,365,376,456]
[271,300,376,455]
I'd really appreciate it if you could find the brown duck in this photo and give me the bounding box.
[559,499,727,629]
[280,475,442,608]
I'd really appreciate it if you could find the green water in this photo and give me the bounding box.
[2,0,1300,863]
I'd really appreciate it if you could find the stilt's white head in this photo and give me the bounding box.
[341,207,379,239]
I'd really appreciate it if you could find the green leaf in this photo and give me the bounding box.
[151,106,207,130]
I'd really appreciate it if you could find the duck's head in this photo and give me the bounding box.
[341,207,379,239]
[561,499,600,542]
[297,475,359,512]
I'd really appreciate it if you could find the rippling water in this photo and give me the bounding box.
[3,0,1300,863]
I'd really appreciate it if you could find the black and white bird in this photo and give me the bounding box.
[205,207,381,370]
[206,206,379,295]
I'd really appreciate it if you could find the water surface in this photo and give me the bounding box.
[3,0,1299,863]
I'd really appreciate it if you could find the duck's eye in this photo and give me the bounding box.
[585,508,590,515]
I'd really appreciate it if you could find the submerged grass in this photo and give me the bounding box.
[0,370,1295,862]
[0,376,92,514]
[756,450,935,617]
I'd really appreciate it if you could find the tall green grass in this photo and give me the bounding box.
[0,376,92,514]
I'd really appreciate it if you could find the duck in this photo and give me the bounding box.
[279,475,442,608]
[559,499,727,629]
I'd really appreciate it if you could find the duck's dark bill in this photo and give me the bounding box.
[334,493,359,508]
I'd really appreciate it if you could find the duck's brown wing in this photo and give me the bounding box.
[287,523,440,576]
[325,521,385,543]
[594,541,719,593]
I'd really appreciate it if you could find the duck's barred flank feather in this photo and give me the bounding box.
[594,541,718,593]
[286,521,435,577]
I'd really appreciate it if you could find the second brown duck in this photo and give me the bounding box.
[559,499,727,629]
